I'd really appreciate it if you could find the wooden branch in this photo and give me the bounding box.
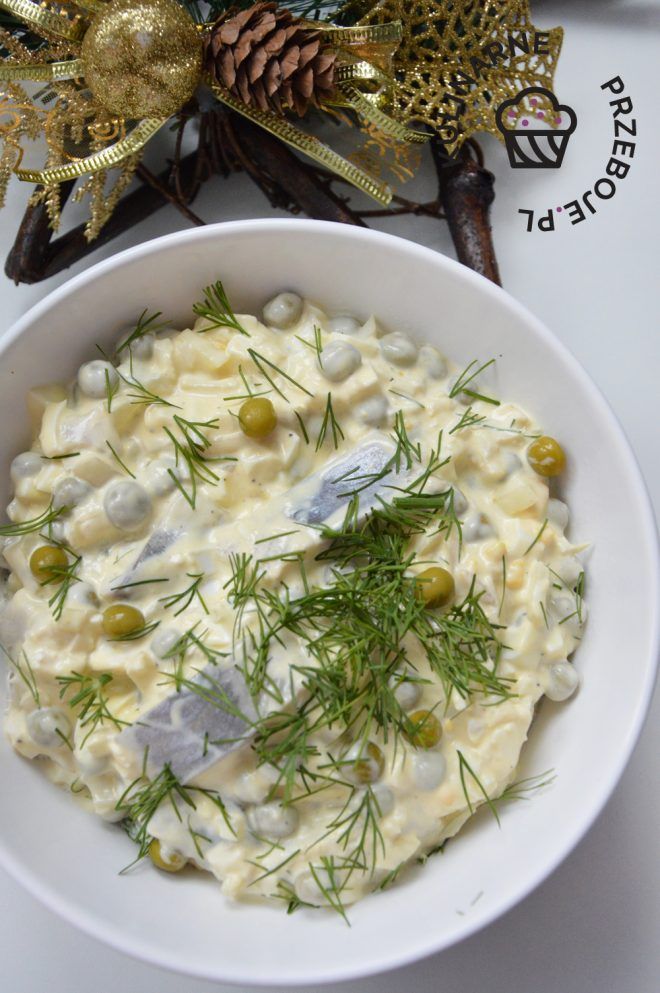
[225,111,367,227]
[431,138,501,285]
[4,152,202,285]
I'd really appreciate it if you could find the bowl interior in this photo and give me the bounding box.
[0,221,657,985]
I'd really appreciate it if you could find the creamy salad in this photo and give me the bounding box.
[0,286,586,914]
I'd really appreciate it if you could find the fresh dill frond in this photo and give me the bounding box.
[122,372,179,408]
[1,645,40,706]
[315,393,344,451]
[273,879,319,914]
[116,309,169,356]
[295,410,310,444]
[105,368,119,412]
[499,555,507,617]
[295,324,323,362]
[417,840,447,864]
[105,440,136,478]
[109,620,161,642]
[110,577,170,592]
[116,763,235,866]
[247,348,314,403]
[42,549,82,621]
[164,414,236,508]
[193,280,249,336]
[57,671,130,745]
[0,502,65,537]
[523,518,548,556]
[390,410,422,470]
[223,364,271,401]
[498,769,556,802]
[457,749,501,825]
[161,624,228,689]
[388,388,425,409]
[41,452,80,461]
[449,358,499,405]
[449,406,487,434]
[159,572,209,617]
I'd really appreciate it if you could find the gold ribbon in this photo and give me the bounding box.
[320,22,403,46]
[210,82,392,206]
[335,80,429,144]
[15,117,166,183]
[0,58,84,82]
[0,0,85,41]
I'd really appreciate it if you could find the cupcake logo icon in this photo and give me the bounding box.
[496,86,577,169]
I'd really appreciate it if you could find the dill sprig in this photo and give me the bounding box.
[247,347,314,403]
[457,752,556,827]
[0,502,65,537]
[523,518,548,556]
[295,325,323,362]
[388,388,425,409]
[57,671,130,745]
[457,749,501,824]
[193,280,249,336]
[1,645,40,706]
[449,406,487,434]
[164,414,236,508]
[221,470,507,803]
[105,440,135,478]
[159,572,209,617]
[116,762,234,866]
[105,368,119,412]
[109,620,161,642]
[40,548,82,621]
[116,310,169,356]
[449,359,499,405]
[315,393,344,451]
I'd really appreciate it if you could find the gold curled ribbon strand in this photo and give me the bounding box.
[15,117,166,183]
[320,22,402,46]
[0,58,84,82]
[210,82,392,206]
[335,81,429,144]
[0,0,84,40]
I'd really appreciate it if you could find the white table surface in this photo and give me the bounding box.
[1,2,658,990]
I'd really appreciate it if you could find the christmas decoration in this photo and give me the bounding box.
[0,0,565,284]
[206,3,336,117]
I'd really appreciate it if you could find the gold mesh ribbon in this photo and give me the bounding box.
[211,81,392,205]
[0,0,84,40]
[360,0,564,152]
[15,117,166,183]
[0,59,83,82]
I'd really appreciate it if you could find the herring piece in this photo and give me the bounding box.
[286,441,401,526]
[118,663,258,783]
[118,440,412,784]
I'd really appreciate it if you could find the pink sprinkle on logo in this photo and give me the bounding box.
[522,119,529,127]
[536,111,545,119]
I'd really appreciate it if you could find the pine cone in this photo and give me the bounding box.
[205,2,337,118]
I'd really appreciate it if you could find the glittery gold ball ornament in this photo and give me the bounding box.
[82,0,203,120]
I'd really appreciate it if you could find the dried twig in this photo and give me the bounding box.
[4,107,500,285]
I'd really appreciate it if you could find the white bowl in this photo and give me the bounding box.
[0,221,657,985]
